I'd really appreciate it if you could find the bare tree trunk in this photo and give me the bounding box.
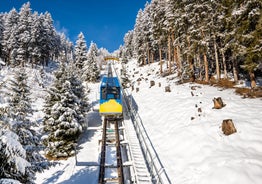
[147,43,150,64]
[172,34,181,75]
[249,71,256,89]
[159,46,163,75]
[199,55,204,81]
[168,34,172,74]
[171,34,175,67]
[200,29,209,82]
[232,59,238,82]
[31,57,35,68]
[177,45,182,77]
[174,47,177,66]
[143,57,147,65]
[187,36,195,82]
[221,50,228,79]
[8,51,11,65]
[214,40,220,80]
[204,52,209,82]
[166,50,169,69]
[151,52,154,64]
[196,53,201,80]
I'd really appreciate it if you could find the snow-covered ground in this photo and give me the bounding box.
[127,62,262,184]
[2,59,259,184]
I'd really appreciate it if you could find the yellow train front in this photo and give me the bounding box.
[99,76,123,119]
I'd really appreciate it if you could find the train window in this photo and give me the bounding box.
[115,87,120,99]
[107,87,120,99]
[102,86,121,100]
[101,87,107,99]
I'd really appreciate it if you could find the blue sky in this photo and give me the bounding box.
[0,0,149,52]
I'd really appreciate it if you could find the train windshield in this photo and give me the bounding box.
[101,86,120,100]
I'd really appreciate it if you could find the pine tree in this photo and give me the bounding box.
[5,67,48,175]
[68,63,90,128]
[122,30,134,59]
[120,61,131,89]
[0,14,4,60]
[2,8,19,66]
[238,0,262,88]
[0,129,31,183]
[59,33,74,63]
[43,64,84,158]
[7,68,33,121]
[15,2,32,66]
[150,0,166,71]
[1,3,63,67]
[133,9,145,65]
[41,12,58,66]
[82,42,100,82]
[74,32,88,70]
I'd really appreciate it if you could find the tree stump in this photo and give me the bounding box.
[150,80,155,88]
[165,86,171,92]
[222,119,237,135]
[213,97,226,109]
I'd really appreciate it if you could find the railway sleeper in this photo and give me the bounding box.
[104,177,121,182]
[104,164,132,168]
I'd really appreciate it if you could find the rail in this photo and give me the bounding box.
[98,118,125,183]
[113,64,172,184]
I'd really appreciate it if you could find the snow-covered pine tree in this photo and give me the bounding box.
[120,61,131,89]
[0,129,31,183]
[150,0,167,72]
[74,32,88,70]
[43,64,84,158]
[1,3,63,67]
[67,62,90,128]
[122,30,134,59]
[133,9,146,65]
[2,8,19,66]
[41,12,58,66]
[6,67,48,174]
[237,0,262,88]
[87,41,100,82]
[7,67,33,121]
[0,14,3,59]
[82,41,100,82]
[59,33,74,63]
[15,2,32,67]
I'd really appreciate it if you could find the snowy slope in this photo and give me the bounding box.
[126,60,262,184]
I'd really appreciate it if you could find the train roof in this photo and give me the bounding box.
[101,76,121,87]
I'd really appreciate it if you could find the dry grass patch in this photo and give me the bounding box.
[235,87,262,98]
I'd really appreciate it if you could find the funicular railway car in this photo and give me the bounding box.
[99,64,123,119]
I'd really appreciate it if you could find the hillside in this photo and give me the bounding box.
[1,59,262,184]
[124,59,262,184]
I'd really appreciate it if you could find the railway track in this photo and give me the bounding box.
[98,118,125,183]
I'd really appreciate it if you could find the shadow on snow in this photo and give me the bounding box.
[59,166,99,184]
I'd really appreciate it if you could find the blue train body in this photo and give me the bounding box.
[99,76,123,117]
